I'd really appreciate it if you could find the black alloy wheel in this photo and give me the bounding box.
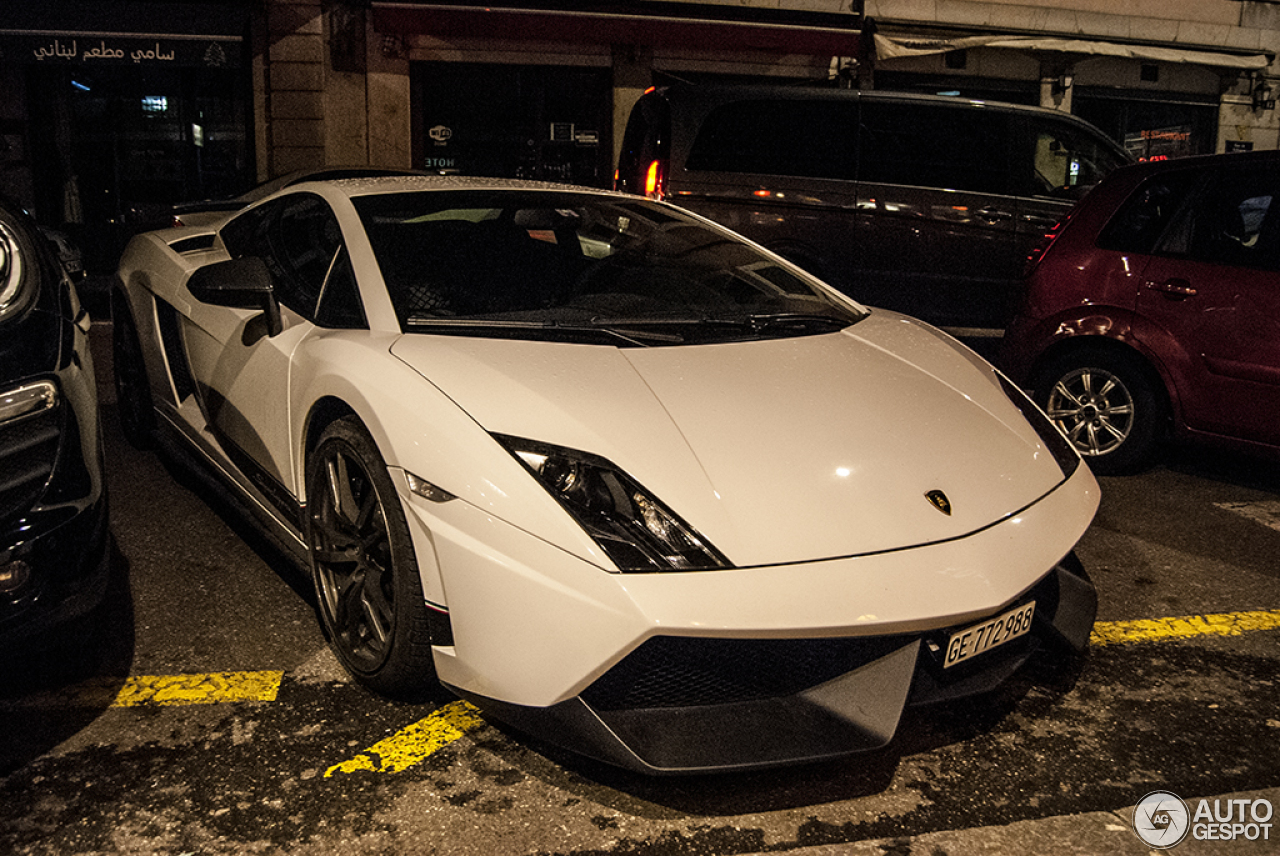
[307,416,436,697]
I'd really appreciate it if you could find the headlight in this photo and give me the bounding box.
[0,220,36,324]
[495,434,731,573]
[996,372,1080,479]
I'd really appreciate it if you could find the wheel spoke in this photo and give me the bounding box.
[1096,416,1127,443]
[335,566,367,631]
[1053,383,1085,410]
[1078,422,1102,455]
[360,569,393,645]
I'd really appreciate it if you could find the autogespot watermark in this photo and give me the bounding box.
[1132,791,1274,849]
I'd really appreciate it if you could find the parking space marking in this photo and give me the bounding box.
[1216,500,1280,533]
[1090,609,1280,646]
[324,700,486,777]
[5,611,1278,772]
[111,671,284,706]
[0,670,283,709]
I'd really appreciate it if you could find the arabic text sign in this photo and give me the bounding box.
[3,35,241,68]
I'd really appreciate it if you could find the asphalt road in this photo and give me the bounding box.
[1,320,1277,855]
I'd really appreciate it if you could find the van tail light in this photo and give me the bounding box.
[644,159,665,200]
[1023,213,1071,277]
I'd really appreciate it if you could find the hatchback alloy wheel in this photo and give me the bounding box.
[1046,366,1134,458]
[1035,350,1162,475]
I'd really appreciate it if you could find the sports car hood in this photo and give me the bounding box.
[390,313,1077,567]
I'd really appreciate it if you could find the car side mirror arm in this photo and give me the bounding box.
[186,256,284,337]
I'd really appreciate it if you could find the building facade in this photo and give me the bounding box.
[1,0,1276,271]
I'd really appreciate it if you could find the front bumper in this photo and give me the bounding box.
[405,461,1099,773]
[0,339,110,643]
[452,553,1095,773]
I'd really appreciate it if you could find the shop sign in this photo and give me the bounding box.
[3,35,240,68]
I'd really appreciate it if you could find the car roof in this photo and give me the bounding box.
[285,174,630,199]
[655,81,1103,121]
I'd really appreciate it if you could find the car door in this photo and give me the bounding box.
[853,99,1019,332]
[1133,160,1280,445]
[182,192,350,520]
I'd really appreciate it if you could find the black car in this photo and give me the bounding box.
[616,84,1131,335]
[0,198,109,645]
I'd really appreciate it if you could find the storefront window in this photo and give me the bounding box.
[1073,92,1217,161]
[28,65,247,270]
[413,63,611,188]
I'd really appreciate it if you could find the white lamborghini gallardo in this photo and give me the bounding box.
[114,176,1099,773]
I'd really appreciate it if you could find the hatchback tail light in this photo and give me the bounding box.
[1024,213,1071,277]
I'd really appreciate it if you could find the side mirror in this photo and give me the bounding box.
[186,256,283,336]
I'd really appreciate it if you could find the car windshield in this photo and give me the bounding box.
[353,190,865,345]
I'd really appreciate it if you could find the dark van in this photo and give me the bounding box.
[616,84,1131,335]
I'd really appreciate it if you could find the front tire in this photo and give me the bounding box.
[307,417,437,697]
[1034,349,1163,475]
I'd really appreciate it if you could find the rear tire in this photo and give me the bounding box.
[1034,349,1163,475]
[111,292,157,450]
[307,416,437,698]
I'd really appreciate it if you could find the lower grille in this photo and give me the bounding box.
[581,634,911,711]
[0,406,60,525]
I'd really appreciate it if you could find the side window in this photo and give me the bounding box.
[1157,166,1280,271]
[220,193,364,326]
[857,101,1011,195]
[221,203,273,260]
[1097,170,1200,254]
[685,99,855,180]
[271,194,342,317]
[1025,119,1128,200]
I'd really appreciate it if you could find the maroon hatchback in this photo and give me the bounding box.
[1002,150,1280,475]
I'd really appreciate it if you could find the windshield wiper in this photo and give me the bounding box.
[590,312,856,335]
[742,312,856,333]
[405,316,684,345]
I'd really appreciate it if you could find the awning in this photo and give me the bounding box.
[373,3,862,57]
[874,33,1270,71]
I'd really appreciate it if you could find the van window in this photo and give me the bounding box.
[685,99,856,180]
[1027,119,1128,200]
[857,101,1011,195]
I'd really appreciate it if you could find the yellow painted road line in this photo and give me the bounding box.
[1090,609,1280,646]
[320,611,1280,777]
[0,670,284,710]
[325,700,486,777]
[112,670,284,706]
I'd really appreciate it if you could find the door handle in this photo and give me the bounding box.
[1148,278,1197,299]
[975,208,1013,223]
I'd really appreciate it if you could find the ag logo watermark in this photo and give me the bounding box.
[1134,791,1190,849]
[1133,791,1274,849]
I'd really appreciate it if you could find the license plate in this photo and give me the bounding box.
[943,601,1035,668]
